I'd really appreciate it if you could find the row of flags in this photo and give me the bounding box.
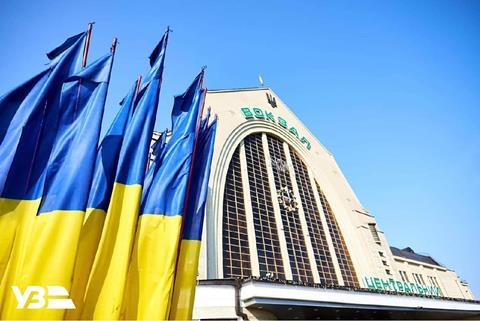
[0,24,216,320]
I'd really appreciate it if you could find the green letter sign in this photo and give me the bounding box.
[240,107,312,150]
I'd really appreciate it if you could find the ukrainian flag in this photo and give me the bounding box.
[122,70,205,320]
[66,80,137,320]
[81,31,168,320]
[170,113,217,320]
[1,52,114,320]
[0,32,86,308]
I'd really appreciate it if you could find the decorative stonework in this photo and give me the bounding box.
[277,186,298,213]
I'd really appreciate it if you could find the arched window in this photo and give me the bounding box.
[221,132,358,286]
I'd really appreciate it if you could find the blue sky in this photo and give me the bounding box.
[0,0,478,296]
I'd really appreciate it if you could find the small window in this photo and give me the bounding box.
[412,273,417,283]
[399,270,410,282]
[386,269,392,275]
[368,223,381,244]
[382,260,388,266]
[378,251,385,257]
[432,277,443,295]
[413,273,426,285]
[418,274,426,285]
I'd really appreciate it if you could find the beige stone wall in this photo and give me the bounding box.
[196,87,474,300]
[391,256,474,299]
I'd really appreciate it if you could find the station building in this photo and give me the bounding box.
[154,87,479,320]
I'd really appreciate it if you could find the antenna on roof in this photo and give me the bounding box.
[258,75,264,87]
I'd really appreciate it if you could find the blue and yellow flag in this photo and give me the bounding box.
[1,52,114,320]
[66,80,137,320]
[122,70,205,320]
[169,113,217,320]
[81,31,168,321]
[0,31,86,307]
[0,32,86,199]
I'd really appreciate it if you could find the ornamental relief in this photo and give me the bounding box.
[277,186,298,213]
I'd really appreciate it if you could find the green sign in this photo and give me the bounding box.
[363,276,442,297]
[240,107,312,150]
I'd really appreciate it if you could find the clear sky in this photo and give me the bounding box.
[0,0,478,297]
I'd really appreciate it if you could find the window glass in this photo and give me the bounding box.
[267,135,313,283]
[222,147,252,278]
[244,134,285,279]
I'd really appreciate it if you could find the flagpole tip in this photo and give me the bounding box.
[111,37,118,53]
[83,22,95,68]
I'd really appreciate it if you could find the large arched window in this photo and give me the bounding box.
[221,132,358,286]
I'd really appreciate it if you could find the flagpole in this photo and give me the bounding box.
[180,70,206,237]
[168,70,207,320]
[102,36,117,111]
[108,37,118,82]
[134,74,142,100]
[24,27,93,193]
[144,27,170,174]
[82,22,94,68]
[176,68,206,244]
[110,37,118,54]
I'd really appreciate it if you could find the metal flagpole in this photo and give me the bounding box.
[82,22,94,68]
[110,37,118,54]
[24,23,94,193]
[180,68,207,231]
[107,37,118,83]
[168,69,208,319]
[134,74,142,100]
[74,22,94,119]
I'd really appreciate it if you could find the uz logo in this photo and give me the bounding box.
[11,286,75,309]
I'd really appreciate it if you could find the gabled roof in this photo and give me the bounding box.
[390,246,443,267]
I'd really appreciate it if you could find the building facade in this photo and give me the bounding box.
[154,87,479,319]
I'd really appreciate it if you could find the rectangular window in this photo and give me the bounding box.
[385,269,392,275]
[382,260,388,266]
[418,274,426,285]
[399,270,409,282]
[368,223,381,244]
[378,251,385,257]
[412,273,419,283]
[432,276,443,295]
[412,273,426,285]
